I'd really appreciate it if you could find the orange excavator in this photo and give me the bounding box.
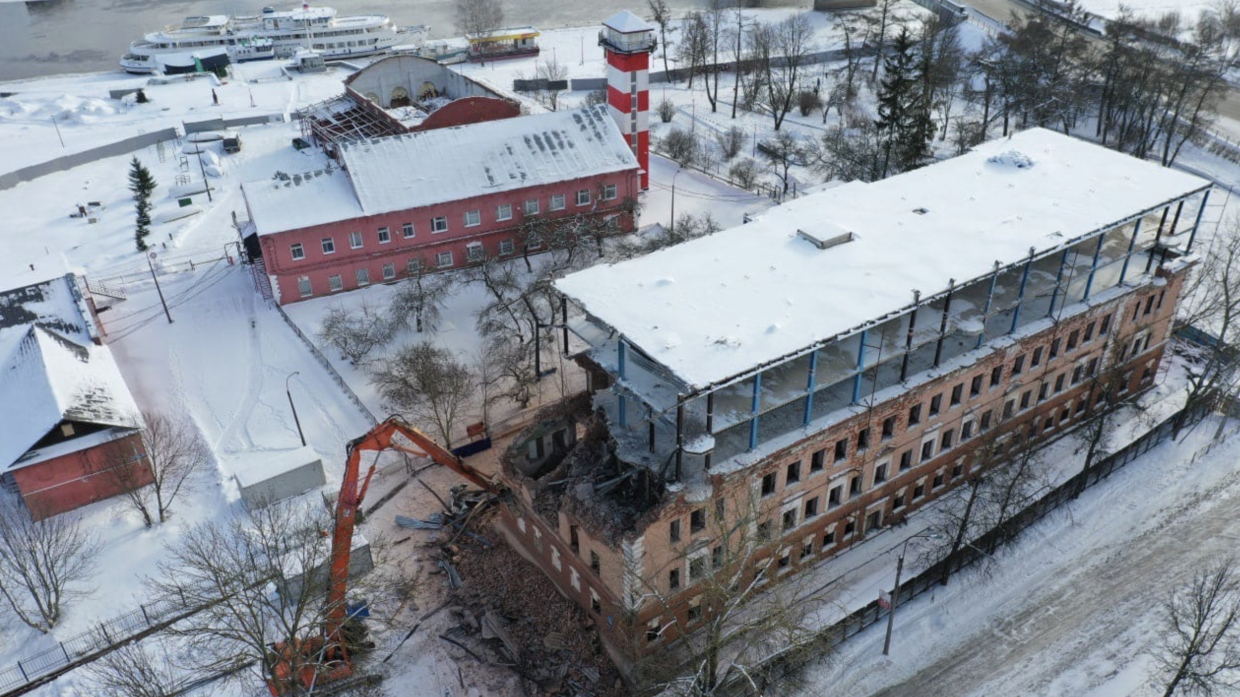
[267,416,499,696]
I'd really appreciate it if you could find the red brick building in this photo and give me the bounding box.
[494,128,1213,670]
[0,326,150,519]
[243,104,640,304]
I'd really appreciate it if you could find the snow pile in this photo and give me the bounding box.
[987,150,1035,169]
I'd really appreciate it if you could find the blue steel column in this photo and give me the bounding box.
[748,373,762,451]
[1145,205,1171,275]
[1082,234,1106,300]
[976,261,1001,349]
[803,350,818,426]
[852,329,868,405]
[1117,218,1143,285]
[1186,190,1211,254]
[1009,249,1036,334]
[617,339,627,429]
[1047,249,1070,318]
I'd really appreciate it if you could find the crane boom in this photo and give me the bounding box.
[323,417,497,652]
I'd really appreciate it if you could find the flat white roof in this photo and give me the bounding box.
[556,128,1210,390]
[603,10,654,34]
[244,105,637,235]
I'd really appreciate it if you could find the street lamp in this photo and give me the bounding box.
[883,531,941,656]
[285,371,306,447]
[669,167,684,235]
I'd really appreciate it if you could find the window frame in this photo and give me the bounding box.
[430,216,448,234]
[496,203,513,221]
[321,237,336,255]
[290,243,305,261]
[576,189,591,206]
[436,251,453,268]
[349,231,363,249]
[464,209,481,228]
[377,227,391,244]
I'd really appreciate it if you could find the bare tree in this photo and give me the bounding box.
[729,157,761,188]
[89,641,193,697]
[318,301,393,366]
[868,0,900,83]
[454,0,503,36]
[749,15,815,131]
[716,125,746,160]
[1156,559,1240,697]
[0,504,100,632]
[648,0,678,79]
[638,493,835,693]
[662,128,700,167]
[390,260,455,333]
[759,129,803,193]
[532,58,569,112]
[371,342,475,449]
[1070,331,1141,499]
[108,412,210,527]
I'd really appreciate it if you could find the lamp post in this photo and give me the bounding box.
[285,371,306,447]
[670,167,684,235]
[883,531,941,656]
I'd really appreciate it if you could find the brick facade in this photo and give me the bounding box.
[9,431,152,520]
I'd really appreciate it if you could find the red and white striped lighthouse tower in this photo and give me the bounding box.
[600,10,656,190]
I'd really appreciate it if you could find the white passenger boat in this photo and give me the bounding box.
[119,5,424,74]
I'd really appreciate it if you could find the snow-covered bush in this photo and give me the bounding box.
[658,98,676,123]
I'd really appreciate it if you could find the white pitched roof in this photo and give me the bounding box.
[556,128,1210,390]
[603,10,654,33]
[244,105,638,236]
[0,326,143,472]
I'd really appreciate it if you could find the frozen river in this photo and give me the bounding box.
[0,0,781,81]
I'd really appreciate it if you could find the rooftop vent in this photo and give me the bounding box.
[797,226,856,250]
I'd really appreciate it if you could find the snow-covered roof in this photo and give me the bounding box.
[0,326,143,472]
[603,10,654,34]
[245,105,636,236]
[556,128,1210,390]
[0,272,98,344]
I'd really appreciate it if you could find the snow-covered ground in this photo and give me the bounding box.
[1075,0,1215,25]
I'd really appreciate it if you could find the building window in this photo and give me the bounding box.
[570,525,579,552]
[688,598,702,621]
[590,591,601,614]
[669,568,680,591]
[822,529,836,548]
[467,242,484,262]
[590,550,600,576]
[382,263,395,280]
[670,519,682,543]
[402,222,415,238]
[431,216,448,233]
[874,463,888,484]
[328,274,343,291]
[1083,321,1095,342]
[810,450,825,472]
[970,375,983,397]
[828,485,842,508]
[690,509,705,533]
[464,210,481,227]
[920,439,934,462]
[436,251,453,268]
[941,429,953,450]
[1038,383,1050,402]
[349,231,363,249]
[1067,329,1079,351]
[761,471,777,496]
[1050,338,1062,360]
[951,384,963,406]
[899,449,913,471]
[526,233,543,251]
[496,203,513,221]
[524,198,540,216]
[1003,399,1015,420]
[756,520,772,541]
[377,227,391,244]
[844,520,856,537]
[712,545,724,569]
[1020,390,1032,410]
[1054,373,1066,393]
[689,553,707,581]
[602,184,617,200]
[961,420,974,441]
[834,438,847,463]
[407,258,421,276]
[1013,354,1025,375]
[576,189,591,206]
[867,510,883,533]
[1072,364,1084,385]
[881,416,895,440]
[1100,314,1112,335]
[499,239,514,255]
[297,276,312,297]
[356,267,369,286]
[849,475,862,497]
[804,497,819,519]
[786,461,801,485]
[550,194,566,211]
[909,404,922,427]
[290,243,305,260]
[913,483,925,499]
[1144,295,1155,315]
[932,472,944,488]
[930,394,942,416]
[981,410,993,430]
[857,427,870,451]
[321,237,335,255]
[893,492,905,510]
[782,508,797,532]
[990,365,1003,387]
[1032,346,1043,367]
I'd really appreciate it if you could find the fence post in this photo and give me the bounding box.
[61,642,70,662]
[141,604,150,624]
[16,662,26,682]
[99,623,111,642]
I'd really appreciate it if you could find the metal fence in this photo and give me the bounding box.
[728,398,1215,693]
[272,302,380,425]
[0,597,182,692]
[0,128,179,191]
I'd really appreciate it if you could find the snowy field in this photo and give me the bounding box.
[1075,0,1216,25]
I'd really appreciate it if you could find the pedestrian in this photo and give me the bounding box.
[212,88,219,106]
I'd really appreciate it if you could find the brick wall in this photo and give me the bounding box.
[11,431,152,520]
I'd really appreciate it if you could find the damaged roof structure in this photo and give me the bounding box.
[492,128,1212,671]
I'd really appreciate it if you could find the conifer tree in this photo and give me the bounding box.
[128,157,156,251]
[875,28,935,178]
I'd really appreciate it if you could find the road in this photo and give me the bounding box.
[950,0,1240,137]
